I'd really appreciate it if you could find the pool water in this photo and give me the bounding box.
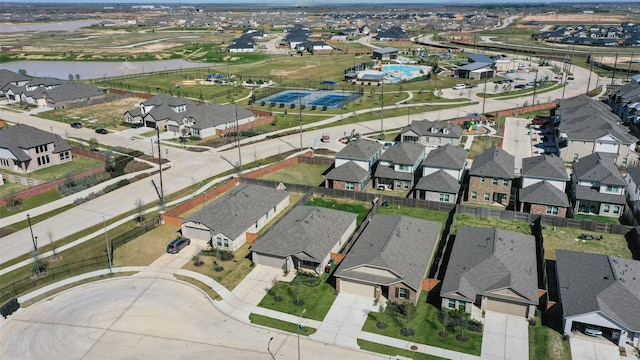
[381,64,430,83]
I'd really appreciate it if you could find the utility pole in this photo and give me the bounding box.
[482,74,488,115]
[586,60,594,96]
[103,216,112,274]
[236,106,242,173]
[156,126,165,211]
[299,95,303,150]
[611,52,619,86]
[380,81,384,138]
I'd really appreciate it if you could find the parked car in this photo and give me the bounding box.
[95,128,108,134]
[532,117,549,125]
[130,123,144,129]
[321,133,330,142]
[452,84,466,90]
[514,84,527,89]
[584,326,603,337]
[166,237,191,254]
[70,122,82,129]
[376,184,391,191]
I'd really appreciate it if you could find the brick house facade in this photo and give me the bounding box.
[467,176,513,206]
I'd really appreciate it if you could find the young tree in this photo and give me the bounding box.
[47,229,58,259]
[18,69,27,76]
[6,192,21,211]
[68,74,74,81]
[88,137,99,151]
[401,302,417,336]
[135,198,144,223]
[75,74,81,81]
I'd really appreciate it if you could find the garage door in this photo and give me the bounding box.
[339,279,375,297]
[182,225,210,241]
[253,253,286,269]
[485,298,527,317]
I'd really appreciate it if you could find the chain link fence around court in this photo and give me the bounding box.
[0,216,161,305]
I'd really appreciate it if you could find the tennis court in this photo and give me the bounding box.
[268,91,310,103]
[260,89,358,110]
[310,94,350,107]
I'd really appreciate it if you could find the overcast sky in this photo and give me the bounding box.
[2,0,637,4]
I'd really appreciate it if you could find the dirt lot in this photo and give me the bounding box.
[521,14,628,23]
[55,96,147,130]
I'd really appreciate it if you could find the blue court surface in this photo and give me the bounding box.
[261,90,355,109]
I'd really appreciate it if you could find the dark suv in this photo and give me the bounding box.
[70,122,82,129]
[167,237,190,254]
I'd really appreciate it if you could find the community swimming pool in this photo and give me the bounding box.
[381,64,430,83]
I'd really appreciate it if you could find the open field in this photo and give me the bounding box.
[38,97,148,130]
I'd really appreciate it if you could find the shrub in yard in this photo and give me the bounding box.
[215,249,234,261]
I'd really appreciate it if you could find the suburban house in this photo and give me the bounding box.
[2,76,104,109]
[332,138,383,173]
[373,141,425,191]
[555,95,638,167]
[334,214,442,305]
[519,154,571,217]
[571,152,626,217]
[324,161,370,191]
[0,123,73,174]
[375,27,408,41]
[43,83,106,109]
[124,94,255,137]
[250,206,357,274]
[467,146,515,206]
[0,69,30,99]
[454,53,496,80]
[181,184,290,252]
[624,166,640,225]
[372,47,399,61]
[440,226,539,318]
[400,120,463,147]
[556,250,640,347]
[414,144,467,203]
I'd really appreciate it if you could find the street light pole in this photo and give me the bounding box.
[103,216,112,274]
[297,308,306,360]
[26,214,37,253]
[267,337,275,360]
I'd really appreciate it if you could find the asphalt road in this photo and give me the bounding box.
[0,54,593,266]
[0,276,386,360]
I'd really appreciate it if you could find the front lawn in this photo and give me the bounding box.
[182,242,255,291]
[358,340,446,360]
[362,293,482,356]
[257,272,337,321]
[112,224,179,266]
[3,155,103,182]
[305,197,371,226]
[249,314,317,335]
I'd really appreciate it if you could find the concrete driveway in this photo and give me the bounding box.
[311,292,377,349]
[571,336,622,360]
[0,276,386,360]
[232,264,293,306]
[481,311,529,360]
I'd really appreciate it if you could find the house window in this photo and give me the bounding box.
[438,138,442,144]
[404,135,418,142]
[484,193,490,201]
[223,239,229,248]
[480,176,485,183]
[255,221,258,229]
[459,301,466,312]
[603,204,610,213]
[59,151,70,160]
[345,182,354,190]
[398,288,409,299]
[503,179,509,187]
[399,164,409,171]
[471,192,477,199]
[573,154,579,162]
[0,158,8,167]
[623,157,628,166]
[36,155,50,166]
[425,137,429,143]
[439,193,450,202]
[448,299,456,309]
[492,178,498,186]
[193,129,200,137]
[606,185,619,193]
[216,237,222,246]
[266,212,269,219]
[613,206,621,214]
[403,181,410,189]
[396,180,402,188]
[546,206,558,215]
[449,139,454,145]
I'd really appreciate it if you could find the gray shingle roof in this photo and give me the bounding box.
[440,226,538,304]
[469,146,515,179]
[250,206,357,261]
[182,184,289,240]
[573,152,626,186]
[401,120,463,139]
[575,186,626,204]
[415,170,460,194]
[556,250,640,331]
[143,94,197,108]
[44,83,103,102]
[0,123,71,162]
[325,161,369,183]
[0,69,29,88]
[188,103,254,129]
[334,214,442,292]
[423,144,467,170]
[374,165,414,181]
[379,141,425,165]
[335,139,383,161]
[519,181,570,207]
[627,166,640,186]
[521,154,569,181]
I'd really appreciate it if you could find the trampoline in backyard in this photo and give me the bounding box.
[259,89,358,110]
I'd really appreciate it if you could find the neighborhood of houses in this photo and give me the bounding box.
[536,22,640,47]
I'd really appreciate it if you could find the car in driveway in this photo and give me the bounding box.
[70,122,82,129]
[95,128,108,134]
[167,237,190,254]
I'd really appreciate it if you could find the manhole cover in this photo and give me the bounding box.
[410,345,418,351]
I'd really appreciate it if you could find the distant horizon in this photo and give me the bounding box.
[0,0,638,4]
